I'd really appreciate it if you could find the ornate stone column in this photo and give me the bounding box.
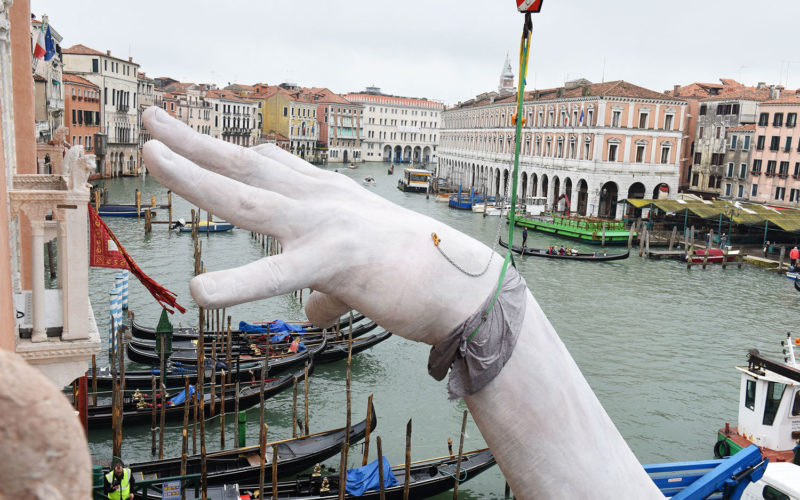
[20,204,48,342]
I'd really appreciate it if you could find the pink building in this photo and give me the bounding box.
[749,91,800,207]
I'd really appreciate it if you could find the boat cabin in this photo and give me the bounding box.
[397,168,431,193]
[736,351,800,452]
[524,196,547,216]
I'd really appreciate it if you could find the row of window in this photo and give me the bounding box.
[366,106,437,118]
[751,160,800,177]
[755,135,798,152]
[91,58,136,78]
[70,87,99,99]
[71,135,93,150]
[698,103,740,116]
[758,112,798,128]
[71,109,100,126]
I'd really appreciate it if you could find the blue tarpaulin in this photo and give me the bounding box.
[167,385,195,406]
[345,457,398,496]
[239,320,306,334]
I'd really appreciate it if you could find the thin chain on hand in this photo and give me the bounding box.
[431,213,505,278]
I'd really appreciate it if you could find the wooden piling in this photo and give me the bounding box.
[377,436,386,500]
[198,308,208,500]
[118,324,126,394]
[738,250,743,269]
[219,370,226,449]
[687,244,694,269]
[144,208,152,233]
[192,387,198,455]
[638,224,645,257]
[362,394,373,466]
[258,424,268,500]
[136,190,141,219]
[210,340,217,418]
[338,320,355,500]
[304,361,310,436]
[258,349,268,447]
[452,410,468,500]
[668,226,677,251]
[292,377,298,438]
[780,246,786,271]
[159,334,167,459]
[180,376,190,500]
[151,375,157,456]
[722,246,729,269]
[627,223,634,248]
[111,317,122,459]
[702,249,709,269]
[601,222,607,247]
[403,419,412,500]
[92,355,98,406]
[645,229,650,258]
[234,381,240,447]
[168,191,173,228]
[271,445,279,500]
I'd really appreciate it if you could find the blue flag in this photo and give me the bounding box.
[44,26,56,61]
[579,109,584,124]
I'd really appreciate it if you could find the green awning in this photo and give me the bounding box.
[625,198,800,232]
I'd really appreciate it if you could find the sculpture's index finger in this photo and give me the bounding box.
[142,106,300,188]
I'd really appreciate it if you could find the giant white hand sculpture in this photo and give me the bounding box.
[142,106,663,499]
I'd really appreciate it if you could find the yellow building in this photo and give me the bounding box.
[257,83,319,160]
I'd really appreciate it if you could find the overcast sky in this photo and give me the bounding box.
[32,0,800,106]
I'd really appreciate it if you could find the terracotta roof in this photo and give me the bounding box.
[137,72,153,81]
[700,87,771,102]
[451,80,682,111]
[63,72,99,88]
[728,124,756,131]
[63,44,105,56]
[344,92,444,108]
[760,93,800,105]
[308,87,354,105]
[204,89,260,103]
[63,44,139,65]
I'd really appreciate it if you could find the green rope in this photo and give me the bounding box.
[466,14,533,343]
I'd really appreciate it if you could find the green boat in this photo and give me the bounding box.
[514,214,634,246]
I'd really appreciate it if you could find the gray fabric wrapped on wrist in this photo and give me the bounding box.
[427,265,527,400]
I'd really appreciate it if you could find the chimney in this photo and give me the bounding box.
[128,56,132,62]
[756,82,766,89]
[673,85,680,97]
[769,85,780,100]
[106,50,111,56]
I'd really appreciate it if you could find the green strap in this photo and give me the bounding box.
[467,16,532,343]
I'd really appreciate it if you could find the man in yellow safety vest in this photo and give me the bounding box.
[104,457,135,500]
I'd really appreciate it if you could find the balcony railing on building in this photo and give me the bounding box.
[9,147,101,387]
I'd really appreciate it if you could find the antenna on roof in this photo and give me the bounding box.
[601,57,606,84]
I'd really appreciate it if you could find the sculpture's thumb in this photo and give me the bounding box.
[305,291,352,328]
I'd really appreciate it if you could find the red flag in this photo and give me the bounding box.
[89,204,186,313]
[33,27,46,59]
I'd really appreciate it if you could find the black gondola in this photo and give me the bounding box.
[131,402,377,487]
[92,338,325,390]
[129,311,367,342]
[498,238,630,261]
[125,332,331,367]
[314,330,392,364]
[87,365,307,428]
[129,320,377,355]
[233,448,495,499]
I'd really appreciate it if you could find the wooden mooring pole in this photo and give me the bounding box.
[403,419,412,500]
[377,436,386,500]
[452,410,468,500]
[362,394,374,466]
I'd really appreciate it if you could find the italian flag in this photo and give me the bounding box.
[32,26,46,59]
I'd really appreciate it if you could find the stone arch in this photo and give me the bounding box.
[627,182,646,218]
[541,174,549,205]
[393,145,402,162]
[383,145,392,161]
[599,181,619,219]
[563,178,573,213]
[521,172,528,199]
[653,183,670,200]
[530,173,538,197]
[552,176,560,208]
[576,179,588,216]
[403,146,412,162]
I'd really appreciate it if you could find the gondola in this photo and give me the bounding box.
[129,319,376,354]
[498,238,629,261]
[234,448,495,500]
[129,311,366,342]
[125,332,330,367]
[314,330,393,364]
[86,365,307,429]
[131,402,377,487]
[92,338,324,390]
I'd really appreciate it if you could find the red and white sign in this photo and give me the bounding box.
[516,0,543,13]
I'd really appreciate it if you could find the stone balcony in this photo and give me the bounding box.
[9,147,101,387]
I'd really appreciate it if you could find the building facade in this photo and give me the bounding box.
[345,87,443,165]
[720,124,754,201]
[439,80,687,219]
[748,92,800,207]
[260,84,320,159]
[689,92,767,198]
[311,88,363,163]
[63,73,101,171]
[62,44,140,176]
[31,17,63,146]
[204,90,259,146]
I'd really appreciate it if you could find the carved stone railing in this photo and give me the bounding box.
[9,146,101,387]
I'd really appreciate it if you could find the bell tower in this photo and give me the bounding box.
[499,53,515,94]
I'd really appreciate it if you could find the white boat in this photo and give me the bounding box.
[434,193,451,203]
[714,333,800,464]
[363,176,376,186]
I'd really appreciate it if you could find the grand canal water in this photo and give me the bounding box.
[87,161,800,498]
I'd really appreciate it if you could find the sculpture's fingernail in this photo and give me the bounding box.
[198,276,216,297]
